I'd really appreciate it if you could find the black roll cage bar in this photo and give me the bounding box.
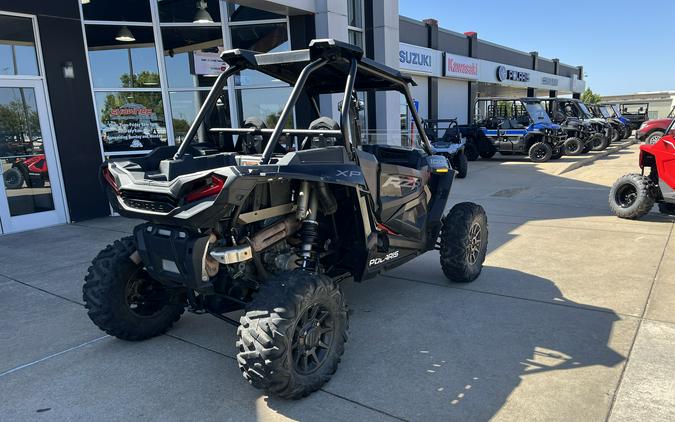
[173,40,433,164]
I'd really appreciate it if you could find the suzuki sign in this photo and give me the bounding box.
[398,43,440,75]
[444,53,479,80]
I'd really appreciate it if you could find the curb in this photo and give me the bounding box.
[560,138,638,175]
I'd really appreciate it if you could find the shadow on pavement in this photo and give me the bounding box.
[260,267,627,421]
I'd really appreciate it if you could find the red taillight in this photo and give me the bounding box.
[102,168,121,195]
[185,175,225,203]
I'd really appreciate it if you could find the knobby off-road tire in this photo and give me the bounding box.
[550,147,564,160]
[609,173,656,220]
[3,167,23,189]
[237,271,348,399]
[83,236,185,341]
[451,152,468,179]
[590,133,610,151]
[610,127,622,143]
[563,137,584,156]
[439,202,488,283]
[646,130,664,145]
[464,143,479,161]
[528,142,552,162]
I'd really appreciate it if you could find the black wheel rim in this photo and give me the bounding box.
[592,137,602,148]
[532,145,547,160]
[5,172,18,186]
[292,303,334,375]
[125,268,170,318]
[615,184,638,208]
[468,222,482,264]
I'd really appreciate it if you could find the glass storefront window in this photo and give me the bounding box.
[94,91,167,152]
[0,15,39,76]
[161,26,225,88]
[227,4,284,22]
[86,25,160,88]
[348,0,363,28]
[236,87,292,128]
[0,87,55,216]
[159,0,221,23]
[230,22,288,86]
[169,90,230,144]
[348,30,363,49]
[82,0,152,22]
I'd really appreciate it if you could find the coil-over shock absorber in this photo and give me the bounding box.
[296,181,320,271]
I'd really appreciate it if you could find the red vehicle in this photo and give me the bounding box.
[636,105,674,144]
[2,154,48,189]
[609,119,675,218]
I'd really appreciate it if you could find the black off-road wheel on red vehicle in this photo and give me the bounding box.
[590,133,609,151]
[563,137,584,156]
[464,143,479,161]
[439,202,488,283]
[236,270,348,399]
[83,237,186,341]
[3,167,23,189]
[528,142,552,162]
[608,174,656,220]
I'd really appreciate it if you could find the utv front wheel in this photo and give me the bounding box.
[83,237,185,341]
[609,174,656,219]
[563,137,584,156]
[528,142,552,162]
[451,152,468,179]
[590,134,609,151]
[237,271,348,399]
[439,202,488,283]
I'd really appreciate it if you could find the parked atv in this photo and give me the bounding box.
[603,103,633,139]
[539,98,610,153]
[590,104,628,142]
[424,118,468,178]
[609,118,675,219]
[472,97,566,162]
[617,101,650,132]
[2,154,49,189]
[83,39,489,399]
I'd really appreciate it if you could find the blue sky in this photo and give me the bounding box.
[399,0,675,95]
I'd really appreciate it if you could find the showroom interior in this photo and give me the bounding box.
[0,0,585,234]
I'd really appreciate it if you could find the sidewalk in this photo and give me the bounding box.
[1,144,674,421]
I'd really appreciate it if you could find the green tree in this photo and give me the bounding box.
[581,88,601,105]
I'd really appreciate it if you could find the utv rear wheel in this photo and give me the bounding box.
[3,167,23,189]
[563,137,584,156]
[236,271,348,399]
[451,152,468,179]
[83,237,185,341]
[439,202,488,283]
[590,134,609,151]
[609,174,656,219]
[528,142,552,162]
[464,143,479,161]
[646,130,664,145]
[610,127,622,143]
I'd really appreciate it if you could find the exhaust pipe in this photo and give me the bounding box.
[209,215,301,265]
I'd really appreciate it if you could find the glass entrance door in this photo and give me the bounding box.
[0,77,66,233]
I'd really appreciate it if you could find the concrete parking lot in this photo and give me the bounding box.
[1,142,674,421]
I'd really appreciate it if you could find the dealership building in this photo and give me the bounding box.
[0,0,585,234]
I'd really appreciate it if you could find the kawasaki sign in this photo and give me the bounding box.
[444,53,479,80]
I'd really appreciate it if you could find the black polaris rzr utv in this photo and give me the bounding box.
[538,98,611,155]
[83,39,488,399]
[470,97,566,162]
[423,118,468,178]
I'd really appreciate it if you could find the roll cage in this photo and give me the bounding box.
[173,39,433,164]
[474,97,552,128]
